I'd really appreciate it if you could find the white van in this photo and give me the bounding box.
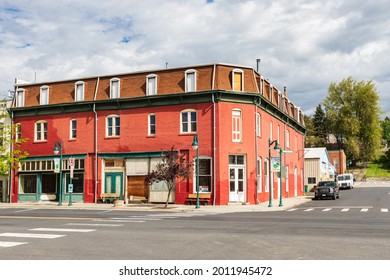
[336,173,354,189]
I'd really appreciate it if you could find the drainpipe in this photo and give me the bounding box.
[93,77,100,203]
[255,103,260,204]
[212,64,217,206]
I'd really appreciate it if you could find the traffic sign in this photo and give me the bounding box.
[69,157,75,167]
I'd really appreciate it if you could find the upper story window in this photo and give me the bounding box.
[180,109,197,133]
[185,69,197,92]
[148,113,156,136]
[146,74,157,95]
[270,121,273,141]
[70,119,77,140]
[35,121,48,142]
[256,113,261,137]
[16,89,25,107]
[286,129,290,148]
[232,109,242,142]
[232,69,244,91]
[106,115,120,137]
[110,78,120,99]
[15,123,22,142]
[75,81,85,101]
[40,86,49,105]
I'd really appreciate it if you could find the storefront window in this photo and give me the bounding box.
[19,174,37,194]
[65,173,84,193]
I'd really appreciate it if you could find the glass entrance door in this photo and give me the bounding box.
[104,172,123,199]
[229,167,245,202]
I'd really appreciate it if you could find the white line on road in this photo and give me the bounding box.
[98,219,146,223]
[0,241,28,248]
[287,209,298,212]
[381,209,389,213]
[322,208,332,212]
[304,209,314,212]
[14,208,39,213]
[29,228,96,233]
[0,233,65,239]
[66,223,123,227]
[341,209,350,212]
[361,208,369,212]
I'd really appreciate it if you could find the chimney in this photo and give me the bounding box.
[284,86,287,97]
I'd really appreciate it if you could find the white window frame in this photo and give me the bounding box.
[35,121,47,142]
[257,157,262,193]
[148,113,156,136]
[180,109,197,133]
[146,74,157,96]
[75,81,85,101]
[256,112,261,137]
[15,123,22,141]
[70,119,77,140]
[185,69,197,92]
[110,78,120,99]
[106,115,120,137]
[193,156,212,193]
[264,158,269,192]
[40,86,49,105]
[232,69,244,91]
[232,109,242,142]
[277,125,280,143]
[269,121,273,141]
[16,89,25,107]
[286,129,290,148]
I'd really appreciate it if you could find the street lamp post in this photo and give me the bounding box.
[268,139,280,207]
[53,141,63,206]
[192,135,200,209]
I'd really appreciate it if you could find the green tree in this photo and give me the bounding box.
[145,147,193,208]
[0,111,29,176]
[324,77,382,162]
[312,104,328,146]
[381,117,390,145]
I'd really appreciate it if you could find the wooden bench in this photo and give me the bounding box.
[98,193,120,203]
[186,193,211,206]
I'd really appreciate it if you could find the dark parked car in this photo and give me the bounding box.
[314,180,340,200]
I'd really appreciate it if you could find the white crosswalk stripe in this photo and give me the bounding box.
[381,208,388,213]
[29,228,95,233]
[0,241,28,248]
[66,223,123,227]
[304,208,314,212]
[0,233,65,239]
[341,208,350,212]
[361,208,369,212]
[322,208,332,212]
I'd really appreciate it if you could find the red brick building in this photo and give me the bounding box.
[9,63,306,205]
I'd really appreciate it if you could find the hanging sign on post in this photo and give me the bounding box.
[271,157,281,172]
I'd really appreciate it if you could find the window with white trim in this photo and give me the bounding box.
[286,129,290,148]
[75,81,85,101]
[70,119,77,139]
[15,123,22,142]
[35,121,47,141]
[110,78,120,99]
[185,69,196,92]
[269,121,273,141]
[232,69,244,91]
[16,89,25,107]
[148,113,156,136]
[146,74,157,95]
[106,115,120,137]
[232,109,242,142]
[257,157,262,193]
[193,157,212,193]
[264,158,269,192]
[256,113,261,137]
[40,86,49,105]
[181,110,197,133]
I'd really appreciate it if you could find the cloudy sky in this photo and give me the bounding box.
[1,0,389,117]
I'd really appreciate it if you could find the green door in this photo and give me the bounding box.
[104,172,124,199]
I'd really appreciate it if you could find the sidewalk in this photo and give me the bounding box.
[0,195,312,213]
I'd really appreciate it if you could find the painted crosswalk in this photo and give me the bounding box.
[287,207,388,213]
[0,233,65,239]
[0,241,28,248]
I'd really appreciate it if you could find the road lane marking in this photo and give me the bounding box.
[304,209,314,212]
[322,208,332,212]
[287,209,298,212]
[381,209,388,213]
[98,219,146,223]
[66,223,123,227]
[0,241,28,248]
[14,208,39,213]
[29,228,96,233]
[361,208,369,212]
[0,233,65,239]
[341,209,350,212]
[0,216,104,221]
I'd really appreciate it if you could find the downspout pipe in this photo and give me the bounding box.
[93,77,100,203]
[212,64,217,206]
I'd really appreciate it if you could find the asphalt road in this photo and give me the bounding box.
[0,182,389,260]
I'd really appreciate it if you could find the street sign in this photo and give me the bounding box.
[69,157,75,167]
[68,184,73,193]
[54,158,60,173]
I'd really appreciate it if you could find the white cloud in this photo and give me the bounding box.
[1,0,389,117]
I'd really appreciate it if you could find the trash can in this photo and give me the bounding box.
[304,185,308,193]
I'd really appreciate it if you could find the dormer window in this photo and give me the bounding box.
[40,86,49,105]
[232,69,244,91]
[75,81,85,101]
[110,78,120,99]
[15,89,25,107]
[146,74,157,95]
[185,69,196,92]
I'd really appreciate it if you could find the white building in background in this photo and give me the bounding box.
[304,147,336,191]
[0,100,12,202]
